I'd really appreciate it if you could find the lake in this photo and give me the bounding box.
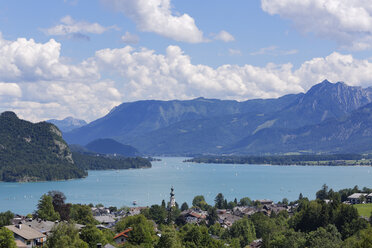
[1,157,372,214]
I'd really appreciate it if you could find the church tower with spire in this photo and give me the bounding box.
[169,186,175,208]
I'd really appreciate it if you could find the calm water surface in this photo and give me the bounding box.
[1,157,372,214]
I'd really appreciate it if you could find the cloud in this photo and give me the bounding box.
[3,34,372,122]
[94,45,372,104]
[101,0,207,43]
[250,46,298,56]
[0,35,120,122]
[94,45,303,101]
[295,52,372,89]
[0,83,21,97]
[261,0,372,50]
[121,31,140,44]
[213,30,235,42]
[228,48,242,56]
[0,35,98,82]
[43,16,118,38]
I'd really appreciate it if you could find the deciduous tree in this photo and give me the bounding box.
[0,227,16,248]
[46,222,88,248]
[37,194,60,221]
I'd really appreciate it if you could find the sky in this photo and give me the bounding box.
[1,0,372,122]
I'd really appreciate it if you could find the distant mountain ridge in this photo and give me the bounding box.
[231,101,372,154]
[47,117,87,132]
[85,138,140,157]
[64,80,372,155]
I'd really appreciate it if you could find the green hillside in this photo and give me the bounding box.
[0,111,87,182]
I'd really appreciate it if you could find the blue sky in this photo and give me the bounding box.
[0,0,372,121]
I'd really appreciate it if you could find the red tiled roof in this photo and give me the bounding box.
[189,212,201,218]
[113,228,132,239]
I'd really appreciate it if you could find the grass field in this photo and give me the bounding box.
[354,203,372,217]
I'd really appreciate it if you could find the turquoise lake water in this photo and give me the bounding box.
[1,157,372,214]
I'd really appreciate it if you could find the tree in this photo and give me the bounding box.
[228,218,256,247]
[290,200,326,232]
[282,198,289,206]
[0,227,16,248]
[239,197,252,206]
[156,226,182,248]
[115,215,155,246]
[207,207,218,226]
[298,193,303,200]
[316,184,329,200]
[334,204,368,239]
[80,225,108,248]
[192,195,208,210]
[0,211,13,227]
[70,204,97,225]
[46,222,88,248]
[343,227,372,248]
[180,202,189,211]
[269,229,306,248]
[36,194,60,221]
[147,205,167,224]
[47,191,70,220]
[306,225,342,248]
[227,201,237,210]
[214,193,225,209]
[180,224,219,247]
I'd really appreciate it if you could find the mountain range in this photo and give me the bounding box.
[47,117,87,132]
[63,80,372,155]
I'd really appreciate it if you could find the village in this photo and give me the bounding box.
[2,187,372,248]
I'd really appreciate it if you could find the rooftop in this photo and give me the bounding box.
[5,224,46,240]
[114,228,132,240]
[348,193,367,199]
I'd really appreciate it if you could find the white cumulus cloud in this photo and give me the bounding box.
[43,16,118,38]
[2,34,372,122]
[213,30,235,42]
[261,0,372,50]
[93,45,372,104]
[0,83,22,97]
[0,35,120,122]
[101,0,207,43]
[121,31,140,44]
[93,45,304,100]
[0,35,98,82]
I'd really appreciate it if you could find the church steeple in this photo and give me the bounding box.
[169,186,175,208]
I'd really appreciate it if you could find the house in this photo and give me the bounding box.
[185,211,206,224]
[233,206,257,217]
[367,193,372,203]
[127,207,148,216]
[217,212,241,228]
[94,215,116,225]
[104,244,116,248]
[180,209,208,224]
[256,199,273,205]
[347,193,367,204]
[15,239,28,248]
[250,238,263,248]
[5,224,46,248]
[21,219,56,236]
[262,204,287,216]
[113,228,132,245]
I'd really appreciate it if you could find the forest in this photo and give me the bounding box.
[72,152,151,170]
[186,154,372,166]
[0,111,151,182]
